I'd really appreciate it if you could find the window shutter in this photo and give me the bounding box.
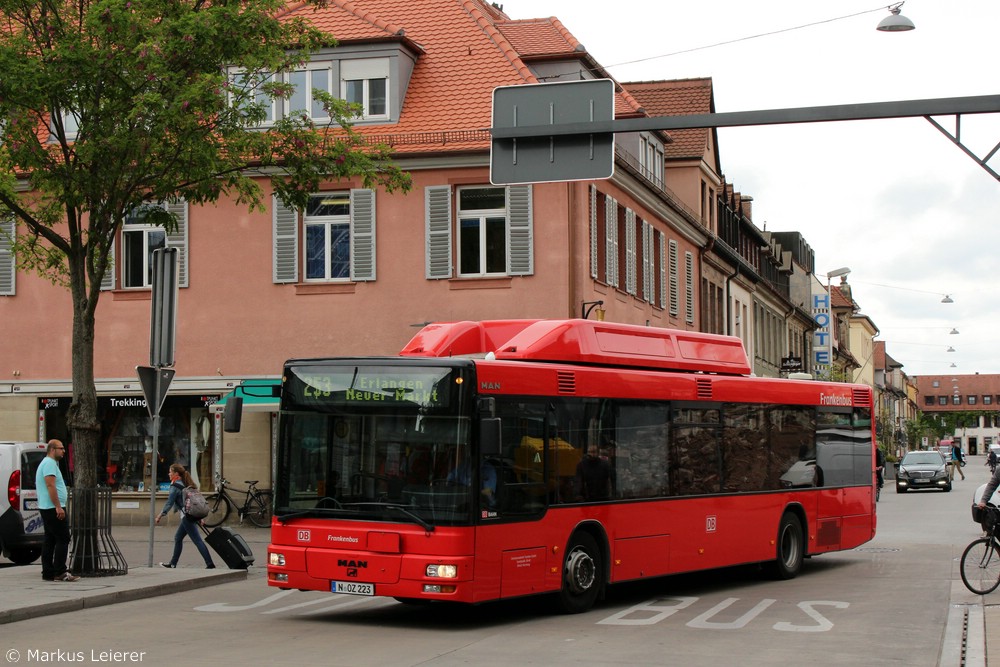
[658,231,666,309]
[100,238,116,291]
[604,195,617,288]
[624,208,636,296]
[273,196,299,284]
[589,186,598,280]
[164,199,189,288]
[642,221,652,303]
[668,239,678,316]
[685,251,695,323]
[425,186,452,279]
[506,185,533,276]
[0,218,14,296]
[350,189,376,281]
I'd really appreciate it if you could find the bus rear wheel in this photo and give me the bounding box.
[766,513,804,580]
[557,532,602,614]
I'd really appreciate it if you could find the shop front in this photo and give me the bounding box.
[40,393,219,492]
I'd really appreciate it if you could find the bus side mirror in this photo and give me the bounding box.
[480,417,501,456]
[223,396,243,433]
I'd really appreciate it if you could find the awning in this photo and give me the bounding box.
[210,379,280,413]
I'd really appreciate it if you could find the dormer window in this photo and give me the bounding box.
[287,66,333,121]
[341,58,389,120]
[230,70,276,125]
[638,134,663,189]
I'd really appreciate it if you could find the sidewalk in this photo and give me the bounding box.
[0,523,271,625]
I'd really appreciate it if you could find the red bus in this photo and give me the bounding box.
[261,319,876,613]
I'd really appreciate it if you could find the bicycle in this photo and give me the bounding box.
[203,476,273,528]
[961,505,1000,594]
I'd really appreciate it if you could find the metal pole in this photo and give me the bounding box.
[146,366,161,568]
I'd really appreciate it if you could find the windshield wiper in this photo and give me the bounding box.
[347,502,436,532]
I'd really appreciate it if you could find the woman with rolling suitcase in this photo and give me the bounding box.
[155,463,216,569]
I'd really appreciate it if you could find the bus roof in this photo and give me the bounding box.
[400,319,752,375]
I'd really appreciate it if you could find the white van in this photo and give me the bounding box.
[0,441,48,564]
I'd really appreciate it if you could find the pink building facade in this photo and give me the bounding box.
[0,1,804,520]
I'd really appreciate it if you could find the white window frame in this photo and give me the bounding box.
[121,209,167,289]
[303,193,352,282]
[286,65,334,122]
[457,186,507,278]
[229,69,276,126]
[341,58,389,121]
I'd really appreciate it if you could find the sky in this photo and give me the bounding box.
[503,0,1000,378]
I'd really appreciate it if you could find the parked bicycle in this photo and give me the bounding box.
[961,504,1000,594]
[203,476,273,528]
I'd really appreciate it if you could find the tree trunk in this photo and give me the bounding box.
[64,249,102,573]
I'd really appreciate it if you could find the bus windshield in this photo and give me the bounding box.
[274,362,477,527]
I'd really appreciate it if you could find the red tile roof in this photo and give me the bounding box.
[623,78,714,159]
[279,1,650,153]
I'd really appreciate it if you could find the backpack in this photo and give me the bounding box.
[182,487,210,519]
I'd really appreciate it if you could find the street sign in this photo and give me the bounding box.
[490,79,615,185]
[150,247,178,367]
[136,365,175,418]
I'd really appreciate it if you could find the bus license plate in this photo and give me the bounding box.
[24,500,37,510]
[332,581,375,596]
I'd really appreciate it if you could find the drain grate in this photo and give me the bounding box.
[854,546,901,553]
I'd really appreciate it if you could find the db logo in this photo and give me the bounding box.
[297,530,311,542]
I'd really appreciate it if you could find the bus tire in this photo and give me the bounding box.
[766,513,804,580]
[557,532,602,614]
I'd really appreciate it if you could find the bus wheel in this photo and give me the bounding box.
[558,532,601,614]
[766,513,804,580]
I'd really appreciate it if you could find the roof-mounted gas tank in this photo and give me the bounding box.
[401,319,751,375]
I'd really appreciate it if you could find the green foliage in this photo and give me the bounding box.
[0,0,411,289]
[0,0,413,489]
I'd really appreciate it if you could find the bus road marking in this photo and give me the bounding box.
[598,597,849,631]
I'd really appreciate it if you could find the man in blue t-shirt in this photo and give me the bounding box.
[35,440,79,582]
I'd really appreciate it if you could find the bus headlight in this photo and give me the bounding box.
[426,564,457,578]
[269,553,286,566]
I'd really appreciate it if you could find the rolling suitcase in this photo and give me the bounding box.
[202,525,254,569]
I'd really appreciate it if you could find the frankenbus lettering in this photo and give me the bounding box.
[819,393,852,406]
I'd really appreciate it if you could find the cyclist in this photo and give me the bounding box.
[875,447,885,495]
[977,457,1000,510]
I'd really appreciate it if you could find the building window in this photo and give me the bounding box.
[341,58,389,120]
[985,395,993,405]
[272,190,376,284]
[458,187,509,276]
[229,70,276,125]
[287,66,333,121]
[952,395,961,405]
[924,396,934,406]
[425,185,532,280]
[939,396,948,406]
[968,395,978,405]
[122,208,167,289]
[638,134,663,188]
[304,193,352,280]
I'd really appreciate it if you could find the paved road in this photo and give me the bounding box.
[0,458,995,667]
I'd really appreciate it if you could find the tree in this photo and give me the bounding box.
[0,0,411,499]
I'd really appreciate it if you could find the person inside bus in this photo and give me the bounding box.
[574,441,612,501]
[445,447,498,508]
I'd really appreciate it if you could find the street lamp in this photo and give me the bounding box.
[876,2,916,32]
